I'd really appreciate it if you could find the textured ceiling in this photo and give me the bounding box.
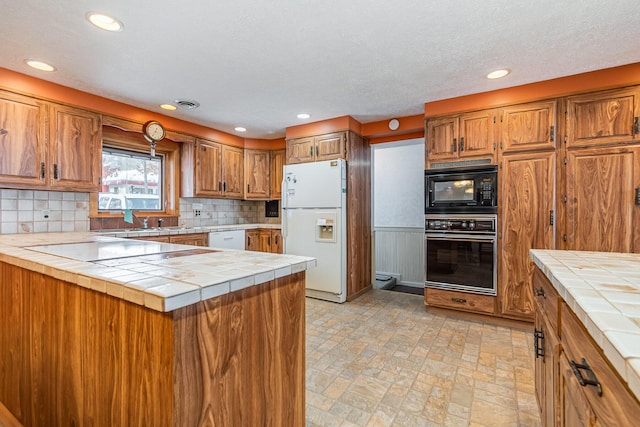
[2,0,640,139]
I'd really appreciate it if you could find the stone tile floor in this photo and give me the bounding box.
[305,289,541,427]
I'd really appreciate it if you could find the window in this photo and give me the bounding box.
[90,127,180,219]
[99,147,163,212]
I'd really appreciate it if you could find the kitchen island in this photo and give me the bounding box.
[530,250,640,426]
[0,232,315,426]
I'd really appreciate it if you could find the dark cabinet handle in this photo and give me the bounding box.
[550,125,555,142]
[275,236,278,245]
[452,138,457,153]
[534,287,546,298]
[223,182,226,192]
[451,297,466,303]
[247,236,251,246]
[569,358,602,396]
[460,137,465,151]
[0,128,7,135]
[247,184,250,193]
[534,328,545,359]
[634,116,639,135]
[53,164,59,180]
[40,162,46,179]
[316,145,319,156]
[309,146,313,157]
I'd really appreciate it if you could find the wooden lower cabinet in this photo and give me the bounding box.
[424,288,495,315]
[534,304,559,427]
[247,229,282,253]
[534,268,640,427]
[245,229,260,251]
[133,233,207,246]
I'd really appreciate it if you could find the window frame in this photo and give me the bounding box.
[90,127,181,219]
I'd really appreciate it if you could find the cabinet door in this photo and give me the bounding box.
[286,137,315,164]
[315,132,345,161]
[48,103,101,191]
[244,149,271,199]
[221,145,244,198]
[0,90,47,187]
[501,101,557,153]
[565,145,640,252]
[458,109,496,159]
[499,152,555,320]
[245,230,260,251]
[534,306,559,427]
[425,116,459,163]
[270,149,286,199]
[270,229,283,254]
[558,354,599,427]
[259,229,272,252]
[566,87,640,148]
[170,233,207,246]
[195,139,223,196]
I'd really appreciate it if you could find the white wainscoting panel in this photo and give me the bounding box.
[374,227,424,286]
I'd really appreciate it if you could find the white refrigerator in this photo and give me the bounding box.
[282,158,347,303]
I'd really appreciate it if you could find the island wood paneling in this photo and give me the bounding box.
[0,261,305,426]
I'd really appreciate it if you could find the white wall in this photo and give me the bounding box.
[372,139,424,286]
[373,139,424,228]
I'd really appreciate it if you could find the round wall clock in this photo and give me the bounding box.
[142,120,166,142]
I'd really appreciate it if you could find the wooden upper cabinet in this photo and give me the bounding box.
[182,139,244,199]
[285,132,347,164]
[244,149,271,199]
[0,90,47,187]
[458,109,496,159]
[270,149,285,199]
[499,151,555,320]
[286,136,315,164]
[48,103,101,191]
[221,145,244,198]
[566,86,640,148]
[425,110,496,165]
[425,116,458,162]
[194,138,223,196]
[500,100,557,153]
[315,132,345,161]
[565,144,640,253]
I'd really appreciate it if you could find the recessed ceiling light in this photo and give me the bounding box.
[174,99,200,110]
[86,12,124,32]
[160,104,177,111]
[486,69,510,79]
[234,127,247,132]
[25,60,56,72]
[297,113,311,119]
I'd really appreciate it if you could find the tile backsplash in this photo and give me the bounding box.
[0,189,90,234]
[179,198,280,228]
[0,189,280,234]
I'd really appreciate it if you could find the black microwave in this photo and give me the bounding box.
[425,165,498,213]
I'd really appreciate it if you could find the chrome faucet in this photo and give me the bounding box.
[158,218,163,228]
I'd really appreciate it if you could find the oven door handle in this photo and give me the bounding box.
[426,235,495,243]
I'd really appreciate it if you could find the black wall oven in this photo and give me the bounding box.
[425,165,497,214]
[424,214,497,296]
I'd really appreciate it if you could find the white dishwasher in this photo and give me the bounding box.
[208,230,245,250]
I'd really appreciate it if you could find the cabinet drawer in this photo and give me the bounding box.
[560,303,640,426]
[425,288,495,315]
[533,269,560,333]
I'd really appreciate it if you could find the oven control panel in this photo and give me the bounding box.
[425,216,495,233]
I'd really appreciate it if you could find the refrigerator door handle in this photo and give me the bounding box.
[281,176,288,239]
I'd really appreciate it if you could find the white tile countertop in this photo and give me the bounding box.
[0,231,314,313]
[93,223,281,238]
[530,249,640,401]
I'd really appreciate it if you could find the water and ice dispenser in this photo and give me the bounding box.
[316,215,337,242]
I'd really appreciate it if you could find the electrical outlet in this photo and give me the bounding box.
[42,210,50,219]
[194,209,201,217]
